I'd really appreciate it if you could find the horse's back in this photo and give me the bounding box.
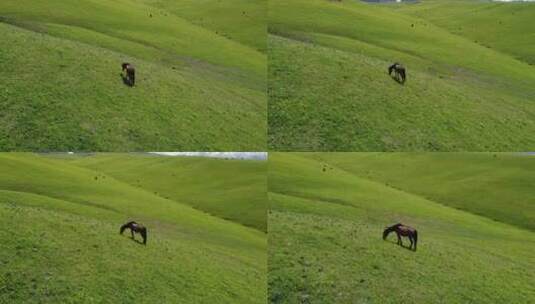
[399,224,415,233]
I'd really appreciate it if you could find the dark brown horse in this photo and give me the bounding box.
[121,63,136,86]
[120,221,147,245]
[383,223,417,251]
[388,62,406,84]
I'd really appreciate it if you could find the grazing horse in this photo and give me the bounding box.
[121,63,136,86]
[383,223,417,251]
[388,62,406,84]
[120,221,147,245]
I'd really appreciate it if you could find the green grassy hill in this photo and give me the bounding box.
[0,0,266,150]
[140,0,266,53]
[268,153,535,303]
[0,153,266,303]
[58,153,267,232]
[307,152,535,231]
[268,0,535,151]
[397,0,535,65]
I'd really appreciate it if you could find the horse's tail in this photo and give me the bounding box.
[413,230,418,251]
[120,221,136,234]
[141,228,147,245]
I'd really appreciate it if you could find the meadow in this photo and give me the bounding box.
[268,153,535,303]
[268,0,535,151]
[0,153,267,303]
[0,0,266,150]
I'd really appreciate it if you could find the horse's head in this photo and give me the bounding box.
[383,227,391,240]
[383,223,402,239]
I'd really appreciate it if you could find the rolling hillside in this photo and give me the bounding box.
[0,153,266,303]
[268,153,535,303]
[268,0,535,151]
[0,0,266,150]
[56,153,267,232]
[397,0,535,65]
[307,152,535,231]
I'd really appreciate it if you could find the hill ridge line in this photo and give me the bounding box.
[270,168,534,237]
[138,1,265,55]
[63,159,264,233]
[61,158,266,235]
[0,20,173,70]
[0,188,122,215]
[0,154,261,235]
[269,190,363,210]
[119,0,264,55]
[85,169,267,234]
[272,1,534,84]
[269,30,528,95]
[393,5,534,68]
[268,31,430,69]
[271,23,532,85]
[0,19,262,78]
[300,154,533,233]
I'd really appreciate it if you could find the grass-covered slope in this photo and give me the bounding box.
[0,0,266,150]
[60,153,267,232]
[0,153,266,303]
[268,153,535,303]
[398,0,535,65]
[140,0,266,53]
[307,152,535,231]
[268,0,535,151]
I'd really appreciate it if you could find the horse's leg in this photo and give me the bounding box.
[396,232,402,245]
[129,71,135,86]
[131,229,134,239]
[409,236,413,250]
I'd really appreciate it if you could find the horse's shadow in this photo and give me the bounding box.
[132,239,145,245]
[385,239,416,252]
[120,73,133,87]
[122,235,145,245]
[390,74,405,85]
